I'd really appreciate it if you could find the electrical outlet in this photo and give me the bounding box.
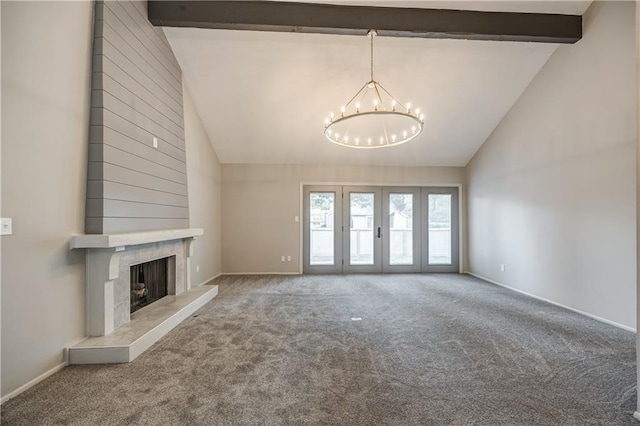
[196,265,200,273]
[1,218,12,236]
[500,264,505,272]
[287,255,292,262]
[281,256,286,262]
[294,216,299,222]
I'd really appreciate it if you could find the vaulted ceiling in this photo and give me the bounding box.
[162,1,591,167]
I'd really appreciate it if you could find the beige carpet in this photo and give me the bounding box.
[2,274,636,425]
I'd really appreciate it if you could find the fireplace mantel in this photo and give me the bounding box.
[70,228,203,250]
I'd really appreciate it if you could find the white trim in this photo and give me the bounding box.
[299,183,304,274]
[1,361,68,404]
[466,272,637,333]
[633,411,640,421]
[196,273,222,287]
[458,185,464,274]
[221,272,301,276]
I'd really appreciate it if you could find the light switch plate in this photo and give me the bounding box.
[153,137,158,148]
[1,218,13,235]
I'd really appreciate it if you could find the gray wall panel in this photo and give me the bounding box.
[90,89,103,108]
[106,1,181,80]
[86,0,189,234]
[91,73,103,91]
[101,6,181,94]
[129,1,177,59]
[102,181,188,207]
[100,22,181,103]
[87,162,103,180]
[102,127,187,172]
[102,73,184,129]
[91,51,102,73]
[90,108,104,126]
[101,49,183,119]
[102,163,188,197]
[101,218,191,234]
[99,199,189,219]
[101,55,182,117]
[102,90,184,140]
[102,110,186,161]
[85,218,104,235]
[86,180,104,200]
[86,198,104,218]
[99,16,181,104]
[102,144,188,185]
[89,125,103,143]
[88,143,104,162]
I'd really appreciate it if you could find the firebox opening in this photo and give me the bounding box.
[130,257,169,314]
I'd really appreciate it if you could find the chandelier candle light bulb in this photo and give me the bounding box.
[323,30,424,149]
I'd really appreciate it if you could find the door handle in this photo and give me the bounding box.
[377,227,381,238]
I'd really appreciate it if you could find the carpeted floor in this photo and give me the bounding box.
[1,274,637,425]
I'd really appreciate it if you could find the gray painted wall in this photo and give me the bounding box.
[87,0,189,234]
[183,83,222,285]
[466,1,637,330]
[1,0,94,398]
[221,164,465,273]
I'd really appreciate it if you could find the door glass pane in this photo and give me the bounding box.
[428,194,452,265]
[350,193,374,265]
[389,193,413,265]
[309,193,335,265]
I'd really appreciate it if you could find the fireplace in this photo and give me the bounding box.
[130,257,170,313]
[69,228,219,364]
[70,228,204,337]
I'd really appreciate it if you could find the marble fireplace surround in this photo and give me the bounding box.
[68,228,218,364]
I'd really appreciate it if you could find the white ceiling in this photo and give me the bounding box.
[164,1,591,167]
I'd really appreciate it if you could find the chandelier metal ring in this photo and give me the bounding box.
[323,30,425,149]
[325,110,424,148]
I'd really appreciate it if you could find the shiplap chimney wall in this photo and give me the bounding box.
[87,0,189,234]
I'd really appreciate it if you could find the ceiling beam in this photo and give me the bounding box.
[147,1,582,44]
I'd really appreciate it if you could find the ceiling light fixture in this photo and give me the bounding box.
[324,30,424,149]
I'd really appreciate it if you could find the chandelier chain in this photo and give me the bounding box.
[370,30,374,82]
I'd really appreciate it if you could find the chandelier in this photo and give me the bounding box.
[324,30,424,149]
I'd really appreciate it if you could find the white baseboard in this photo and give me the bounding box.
[221,272,301,276]
[465,271,636,333]
[196,273,222,287]
[1,361,68,404]
[633,411,640,421]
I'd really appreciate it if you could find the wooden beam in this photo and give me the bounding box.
[148,1,582,44]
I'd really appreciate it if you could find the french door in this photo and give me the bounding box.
[342,186,382,273]
[303,185,459,274]
[383,187,422,273]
